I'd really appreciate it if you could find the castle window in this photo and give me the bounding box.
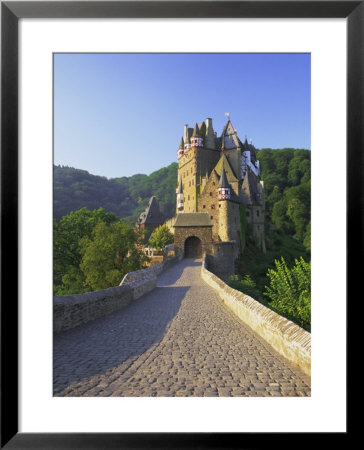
[209,192,212,196]
[256,210,260,217]
[210,216,213,220]
[203,205,206,208]
[211,204,215,209]
[246,211,250,217]
[219,204,221,208]
[188,195,190,200]
[189,181,191,187]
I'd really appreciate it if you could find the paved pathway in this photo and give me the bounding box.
[54,259,311,397]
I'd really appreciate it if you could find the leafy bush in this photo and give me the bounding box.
[228,274,262,301]
[148,224,174,251]
[53,207,149,295]
[264,256,311,331]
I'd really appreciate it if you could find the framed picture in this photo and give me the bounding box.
[2,1,357,448]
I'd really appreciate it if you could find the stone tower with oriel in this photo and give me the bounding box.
[174,116,266,265]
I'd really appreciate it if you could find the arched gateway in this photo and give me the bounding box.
[173,212,213,258]
[184,236,202,258]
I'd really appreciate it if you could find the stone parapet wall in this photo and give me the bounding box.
[54,254,182,334]
[120,254,182,286]
[201,256,311,376]
[53,285,134,334]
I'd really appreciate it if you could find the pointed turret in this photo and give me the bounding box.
[184,124,191,151]
[176,178,184,211]
[217,169,231,200]
[177,178,183,194]
[192,123,201,137]
[177,137,184,159]
[199,121,206,136]
[191,122,203,148]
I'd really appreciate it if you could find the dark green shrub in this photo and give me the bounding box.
[264,256,311,331]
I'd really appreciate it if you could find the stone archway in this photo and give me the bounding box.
[184,236,202,258]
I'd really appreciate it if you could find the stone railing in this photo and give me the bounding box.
[201,255,311,376]
[54,254,182,334]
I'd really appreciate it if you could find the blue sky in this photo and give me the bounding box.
[54,53,310,179]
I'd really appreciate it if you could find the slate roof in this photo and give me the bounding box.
[192,123,201,137]
[136,196,163,225]
[218,168,229,188]
[177,178,183,194]
[241,167,261,205]
[173,212,212,227]
[199,121,206,136]
[214,153,239,182]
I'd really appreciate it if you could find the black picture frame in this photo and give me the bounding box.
[1,1,357,448]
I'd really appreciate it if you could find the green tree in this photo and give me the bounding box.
[264,256,311,330]
[303,220,311,251]
[148,224,174,251]
[53,207,120,294]
[286,197,307,240]
[80,220,148,291]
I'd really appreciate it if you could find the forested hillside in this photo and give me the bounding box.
[54,148,310,242]
[53,163,178,222]
[257,148,310,248]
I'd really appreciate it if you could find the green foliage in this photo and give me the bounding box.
[264,257,311,331]
[303,221,311,251]
[54,163,178,222]
[235,228,310,294]
[256,148,310,249]
[53,207,148,295]
[53,207,120,293]
[80,221,148,291]
[148,224,174,251]
[228,274,261,300]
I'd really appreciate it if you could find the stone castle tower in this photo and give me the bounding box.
[173,117,265,278]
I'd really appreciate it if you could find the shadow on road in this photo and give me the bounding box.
[53,285,189,394]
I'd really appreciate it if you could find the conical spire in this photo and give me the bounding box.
[199,121,206,136]
[177,178,183,194]
[192,122,201,138]
[178,137,184,149]
[177,178,185,212]
[218,168,229,189]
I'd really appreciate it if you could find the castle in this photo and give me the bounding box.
[173,117,265,279]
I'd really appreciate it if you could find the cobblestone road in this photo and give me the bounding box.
[54,259,311,397]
